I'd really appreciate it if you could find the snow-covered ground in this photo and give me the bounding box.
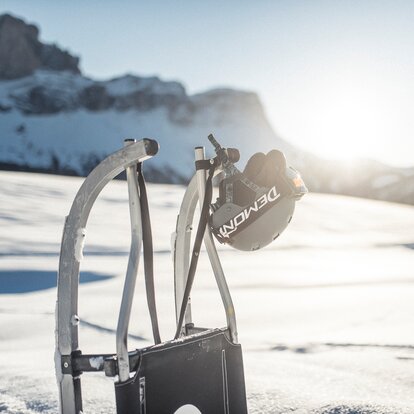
[0,171,413,413]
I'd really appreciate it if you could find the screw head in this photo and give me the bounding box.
[63,362,69,368]
[71,315,80,326]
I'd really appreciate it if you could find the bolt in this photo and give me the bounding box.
[63,362,69,368]
[71,315,80,326]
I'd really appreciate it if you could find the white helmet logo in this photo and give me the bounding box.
[219,186,280,238]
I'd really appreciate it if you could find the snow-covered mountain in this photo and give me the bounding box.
[0,13,413,203]
[0,69,290,183]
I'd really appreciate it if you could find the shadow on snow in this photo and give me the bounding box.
[0,270,112,294]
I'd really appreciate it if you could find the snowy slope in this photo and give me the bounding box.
[0,171,413,413]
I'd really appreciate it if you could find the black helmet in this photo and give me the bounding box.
[209,136,307,251]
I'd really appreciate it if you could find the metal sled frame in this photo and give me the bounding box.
[55,139,238,413]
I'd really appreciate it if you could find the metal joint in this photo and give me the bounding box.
[61,350,82,376]
[104,351,140,378]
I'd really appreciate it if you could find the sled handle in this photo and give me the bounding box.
[173,147,238,343]
[116,139,144,382]
[56,139,158,414]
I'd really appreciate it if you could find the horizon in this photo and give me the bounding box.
[1,1,414,168]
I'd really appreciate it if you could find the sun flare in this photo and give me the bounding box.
[308,79,386,162]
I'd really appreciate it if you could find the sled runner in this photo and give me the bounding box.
[55,135,306,413]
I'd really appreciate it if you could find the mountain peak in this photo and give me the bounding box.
[0,13,80,80]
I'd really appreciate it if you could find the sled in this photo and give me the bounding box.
[55,138,248,413]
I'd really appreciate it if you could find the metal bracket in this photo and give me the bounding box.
[61,350,82,377]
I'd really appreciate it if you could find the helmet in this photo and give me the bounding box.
[210,142,307,251]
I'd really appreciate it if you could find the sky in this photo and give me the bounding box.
[1,0,414,167]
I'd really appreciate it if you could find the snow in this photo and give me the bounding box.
[104,75,185,97]
[372,174,400,189]
[0,70,287,179]
[0,171,414,413]
[88,356,104,370]
[0,106,280,177]
[0,70,92,107]
[74,228,86,262]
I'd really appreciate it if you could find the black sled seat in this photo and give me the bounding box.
[115,329,247,414]
[55,138,248,414]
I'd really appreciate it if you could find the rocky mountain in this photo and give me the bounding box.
[0,14,79,79]
[0,13,413,204]
[0,68,288,183]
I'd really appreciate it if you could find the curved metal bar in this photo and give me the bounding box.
[56,139,158,414]
[173,148,238,343]
[173,174,197,327]
[116,140,143,382]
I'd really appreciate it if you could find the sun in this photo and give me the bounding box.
[309,79,386,162]
[272,67,399,165]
